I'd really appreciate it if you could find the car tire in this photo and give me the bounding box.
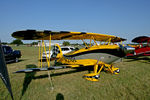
[15,58,19,63]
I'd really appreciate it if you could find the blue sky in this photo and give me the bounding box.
[0,0,150,44]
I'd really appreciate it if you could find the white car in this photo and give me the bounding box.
[42,46,75,60]
[61,46,75,54]
[42,51,53,60]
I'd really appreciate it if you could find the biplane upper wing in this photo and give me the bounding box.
[12,30,126,42]
[132,36,150,43]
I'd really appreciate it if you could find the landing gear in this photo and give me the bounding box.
[83,62,120,81]
[113,69,120,74]
[83,73,100,82]
[83,63,103,82]
[104,64,120,74]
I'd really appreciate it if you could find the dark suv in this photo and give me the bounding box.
[2,45,21,63]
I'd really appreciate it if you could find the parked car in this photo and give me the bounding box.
[2,45,21,63]
[61,46,75,54]
[42,46,75,60]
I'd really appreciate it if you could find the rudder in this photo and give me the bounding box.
[51,44,63,58]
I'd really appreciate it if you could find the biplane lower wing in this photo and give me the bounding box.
[14,64,87,73]
[14,63,98,73]
[15,66,70,73]
[15,60,103,73]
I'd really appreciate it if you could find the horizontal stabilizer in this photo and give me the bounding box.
[15,66,68,73]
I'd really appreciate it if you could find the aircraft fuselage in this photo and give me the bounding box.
[57,45,126,66]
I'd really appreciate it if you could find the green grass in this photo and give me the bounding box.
[0,45,150,100]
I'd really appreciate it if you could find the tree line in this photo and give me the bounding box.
[2,39,72,46]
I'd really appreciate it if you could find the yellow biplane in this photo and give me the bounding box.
[12,30,133,81]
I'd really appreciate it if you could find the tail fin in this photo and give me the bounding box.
[51,44,63,58]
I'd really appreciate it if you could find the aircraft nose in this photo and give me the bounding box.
[119,44,135,54]
[123,46,135,54]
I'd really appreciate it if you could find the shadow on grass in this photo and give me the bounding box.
[20,64,37,100]
[125,56,150,64]
[33,66,93,79]
[56,93,64,100]
[18,59,27,62]
[6,59,27,64]
[19,65,93,99]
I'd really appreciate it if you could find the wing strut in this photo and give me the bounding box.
[47,34,54,90]
[38,34,54,90]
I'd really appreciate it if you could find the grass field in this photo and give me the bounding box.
[0,45,150,100]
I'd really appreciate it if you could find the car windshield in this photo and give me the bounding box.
[43,51,51,54]
[70,48,75,50]
[3,46,13,53]
[61,48,69,51]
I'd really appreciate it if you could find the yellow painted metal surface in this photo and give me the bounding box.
[12,30,126,42]
[65,44,119,56]
[12,30,122,81]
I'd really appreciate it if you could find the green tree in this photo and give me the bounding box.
[1,42,8,45]
[31,42,38,45]
[63,41,70,46]
[11,39,23,45]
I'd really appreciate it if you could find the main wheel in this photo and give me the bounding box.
[15,58,19,63]
[114,69,120,74]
